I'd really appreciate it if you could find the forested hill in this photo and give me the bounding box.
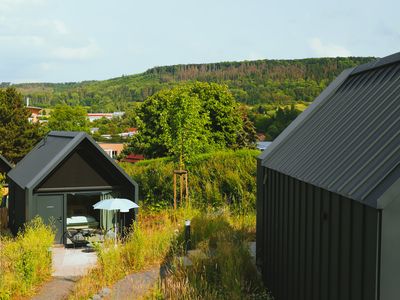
[13,57,375,112]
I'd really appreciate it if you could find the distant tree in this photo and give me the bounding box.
[48,105,90,132]
[264,105,301,140]
[0,88,43,163]
[192,82,243,147]
[236,107,257,148]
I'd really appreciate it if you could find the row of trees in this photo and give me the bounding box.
[14,57,375,111]
[0,83,257,165]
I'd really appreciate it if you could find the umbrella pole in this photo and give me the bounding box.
[115,210,117,246]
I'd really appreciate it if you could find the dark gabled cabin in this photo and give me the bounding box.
[7,131,138,244]
[257,52,400,300]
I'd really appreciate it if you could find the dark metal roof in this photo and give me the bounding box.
[0,154,12,173]
[260,52,400,208]
[8,131,138,194]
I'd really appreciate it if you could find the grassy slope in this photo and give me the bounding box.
[121,149,260,210]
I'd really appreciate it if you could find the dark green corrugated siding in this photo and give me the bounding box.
[257,168,380,300]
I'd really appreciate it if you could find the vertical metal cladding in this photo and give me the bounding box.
[257,167,380,300]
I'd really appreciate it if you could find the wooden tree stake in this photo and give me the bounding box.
[173,169,188,209]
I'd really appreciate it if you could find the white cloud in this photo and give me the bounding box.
[246,52,265,61]
[0,35,45,46]
[0,0,46,12]
[52,20,69,35]
[39,62,55,71]
[36,19,69,35]
[0,13,101,65]
[309,38,351,57]
[52,40,101,60]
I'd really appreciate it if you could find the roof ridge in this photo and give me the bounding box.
[25,132,87,189]
[351,51,400,76]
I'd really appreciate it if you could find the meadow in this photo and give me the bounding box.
[69,149,269,299]
[69,207,270,300]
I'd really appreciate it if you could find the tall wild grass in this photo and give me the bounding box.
[121,149,259,211]
[0,217,54,300]
[68,209,185,300]
[69,208,267,300]
[159,210,269,299]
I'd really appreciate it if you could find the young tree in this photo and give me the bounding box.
[0,88,43,163]
[48,105,90,132]
[159,87,210,166]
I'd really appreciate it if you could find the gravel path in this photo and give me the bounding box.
[104,266,160,300]
[30,247,97,300]
[31,277,78,300]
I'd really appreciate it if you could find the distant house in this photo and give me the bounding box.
[25,97,43,123]
[118,127,138,138]
[7,131,138,244]
[26,106,43,123]
[90,127,99,134]
[87,112,125,122]
[98,143,124,159]
[257,52,400,300]
[121,154,145,164]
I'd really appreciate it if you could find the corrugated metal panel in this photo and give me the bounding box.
[7,131,82,189]
[257,168,380,300]
[261,55,400,208]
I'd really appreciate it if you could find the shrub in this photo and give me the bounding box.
[0,217,54,299]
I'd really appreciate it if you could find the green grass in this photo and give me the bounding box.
[0,217,54,300]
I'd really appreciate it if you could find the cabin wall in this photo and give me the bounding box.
[380,193,400,300]
[8,182,26,235]
[256,159,265,267]
[257,167,380,300]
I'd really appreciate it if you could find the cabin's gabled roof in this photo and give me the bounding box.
[8,131,138,194]
[260,52,400,208]
[0,154,12,173]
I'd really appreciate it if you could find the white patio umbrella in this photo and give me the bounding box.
[93,198,139,211]
[93,198,139,242]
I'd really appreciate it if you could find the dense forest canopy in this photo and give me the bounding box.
[12,57,376,112]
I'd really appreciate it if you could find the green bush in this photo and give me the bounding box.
[0,217,54,299]
[121,149,259,211]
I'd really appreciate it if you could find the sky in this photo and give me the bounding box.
[0,0,399,83]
